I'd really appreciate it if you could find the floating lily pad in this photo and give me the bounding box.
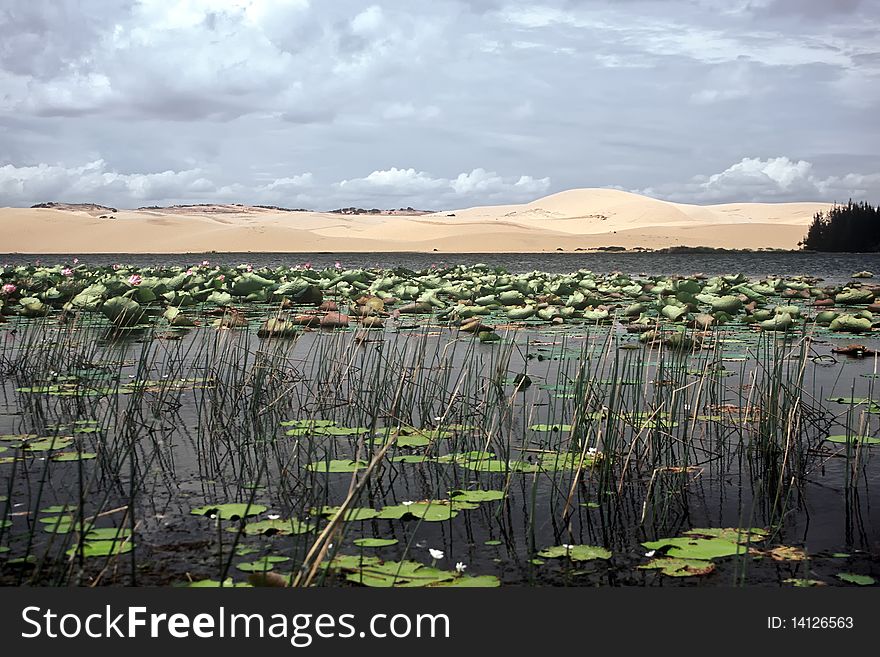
[449,489,505,503]
[764,546,807,561]
[783,578,826,587]
[392,455,433,463]
[537,545,612,561]
[377,501,461,522]
[236,556,290,572]
[40,515,74,533]
[343,560,455,588]
[432,575,501,587]
[639,558,715,577]
[40,504,76,514]
[306,459,367,473]
[353,538,398,548]
[683,527,768,544]
[641,537,745,560]
[51,452,98,462]
[314,506,381,522]
[185,578,252,588]
[24,437,74,451]
[85,527,132,541]
[837,573,875,586]
[529,424,573,432]
[238,518,313,536]
[190,503,268,520]
[538,451,598,471]
[826,435,880,446]
[281,419,336,428]
[66,540,133,558]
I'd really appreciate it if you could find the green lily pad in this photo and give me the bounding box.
[236,556,290,572]
[40,515,74,533]
[314,506,381,522]
[783,578,826,587]
[40,505,76,514]
[343,560,455,588]
[353,538,398,548]
[66,540,133,558]
[280,419,336,428]
[392,455,433,463]
[529,424,573,432]
[85,527,132,541]
[190,503,268,520]
[186,578,252,588]
[377,500,467,522]
[432,575,501,587]
[306,459,367,473]
[837,573,875,586]
[238,518,313,536]
[826,435,880,446]
[641,537,746,560]
[639,558,715,577]
[537,544,612,561]
[328,554,382,570]
[52,452,98,462]
[449,489,505,503]
[24,437,74,451]
[683,527,768,544]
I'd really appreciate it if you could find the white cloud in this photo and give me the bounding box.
[336,167,549,205]
[339,168,447,194]
[637,156,880,203]
[0,160,213,205]
[0,160,551,209]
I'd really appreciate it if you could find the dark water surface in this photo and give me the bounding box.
[1,313,878,587]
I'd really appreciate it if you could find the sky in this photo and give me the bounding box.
[1,0,878,210]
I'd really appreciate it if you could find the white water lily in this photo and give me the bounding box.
[455,562,467,573]
[429,548,444,560]
[645,550,656,557]
[402,500,414,506]
[267,514,280,520]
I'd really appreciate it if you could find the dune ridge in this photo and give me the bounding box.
[0,188,831,253]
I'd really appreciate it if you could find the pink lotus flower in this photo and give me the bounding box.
[334,261,342,269]
[112,263,121,271]
[73,258,79,264]
[61,268,73,277]
[303,261,312,270]
[1,283,16,295]
[245,264,253,272]
[128,274,142,286]
[217,274,225,282]
[201,260,210,266]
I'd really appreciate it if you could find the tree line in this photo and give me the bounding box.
[801,200,880,252]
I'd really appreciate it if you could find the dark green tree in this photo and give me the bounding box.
[801,200,880,252]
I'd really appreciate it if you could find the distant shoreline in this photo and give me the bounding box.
[1,188,833,253]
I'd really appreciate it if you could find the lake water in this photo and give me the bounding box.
[4,252,880,285]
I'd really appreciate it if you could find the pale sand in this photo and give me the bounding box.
[0,189,832,254]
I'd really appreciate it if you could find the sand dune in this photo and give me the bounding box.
[0,188,832,253]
